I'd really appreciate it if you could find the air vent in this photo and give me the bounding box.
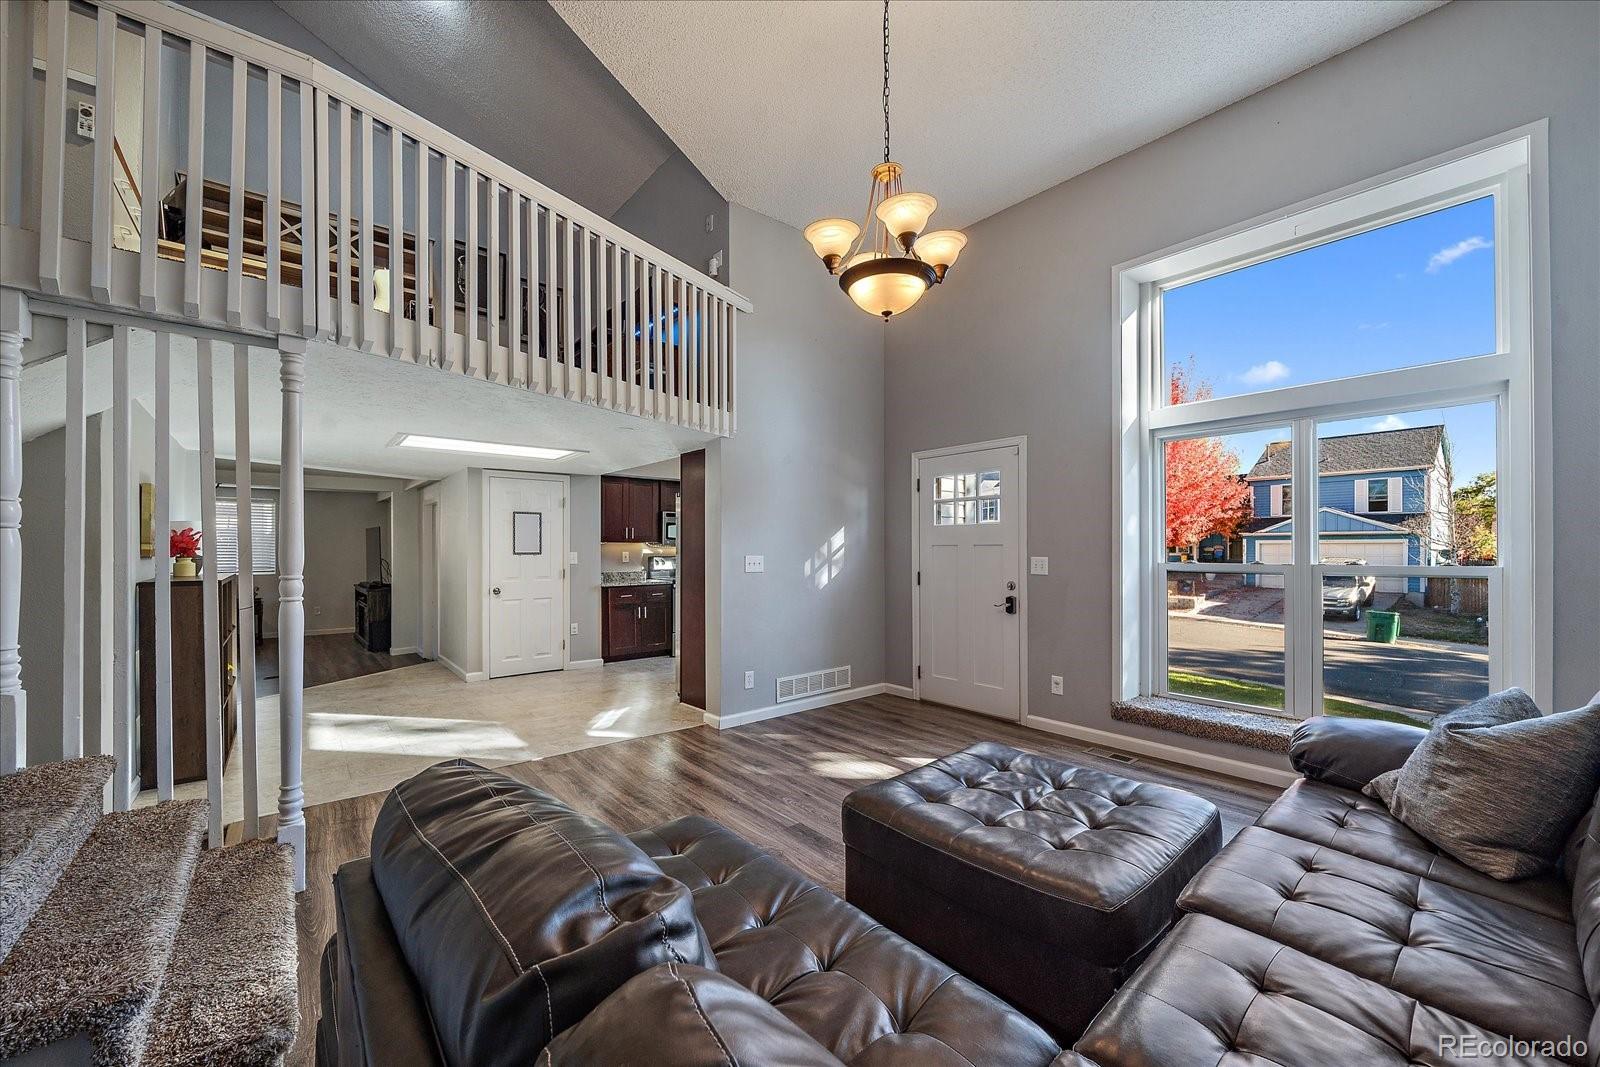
[1086,746,1139,766]
[775,665,852,703]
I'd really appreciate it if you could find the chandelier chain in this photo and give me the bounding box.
[882,0,891,163]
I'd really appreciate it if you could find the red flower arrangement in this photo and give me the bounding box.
[169,527,202,559]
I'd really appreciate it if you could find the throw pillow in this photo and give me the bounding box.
[1365,691,1600,880]
[1364,687,1540,806]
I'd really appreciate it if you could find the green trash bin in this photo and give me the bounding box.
[1366,610,1400,643]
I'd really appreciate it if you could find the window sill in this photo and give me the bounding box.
[1111,696,1294,754]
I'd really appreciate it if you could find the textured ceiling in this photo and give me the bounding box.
[553,0,1443,231]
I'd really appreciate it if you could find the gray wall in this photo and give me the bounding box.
[389,488,421,654]
[611,150,730,282]
[882,0,1600,766]
[707,204,886,720]
[435,468,482,677]
[301,490,389,634]
[569,474,602,663]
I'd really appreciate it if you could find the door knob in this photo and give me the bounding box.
[492,587,501,596]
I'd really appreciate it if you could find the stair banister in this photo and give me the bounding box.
[277,335,308,890]
[0,288,28,774]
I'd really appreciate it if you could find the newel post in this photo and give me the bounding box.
[276,335,307,890]
[0,289,30,773]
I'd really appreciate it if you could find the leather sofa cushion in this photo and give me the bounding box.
[1179,826,1590,1051]
[369,760,713,1066]
[630,815,1063,1066]
[1254,778,1573,917]
[546,963,846,1066]
[1074,914,1580,1067]
[1288,714,1426,790]
[841,742,1220,967]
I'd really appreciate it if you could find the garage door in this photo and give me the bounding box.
[1254,539,1407,591]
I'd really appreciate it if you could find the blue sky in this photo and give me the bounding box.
[1163,196,1497,487]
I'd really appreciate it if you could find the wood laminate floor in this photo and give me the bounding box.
[276,693,1278,1067]
[254,634,426,697]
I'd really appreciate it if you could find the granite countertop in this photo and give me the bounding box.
[600,571,675,588]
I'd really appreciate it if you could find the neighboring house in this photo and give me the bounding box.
[1242,426,1453,597]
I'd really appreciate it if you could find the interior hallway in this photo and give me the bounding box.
[144,657,698,824]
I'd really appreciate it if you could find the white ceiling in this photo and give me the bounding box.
[553,0,1443,232]
[21,332,711,481]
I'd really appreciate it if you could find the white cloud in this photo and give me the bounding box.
[1358,321,1390,331]
[1426,235,1492,273]
[1238,360,1291,386]
[1371,414,1409,431]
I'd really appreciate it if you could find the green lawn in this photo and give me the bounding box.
[1166,671,1429,726]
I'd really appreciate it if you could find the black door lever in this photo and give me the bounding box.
[994,595,1017,615]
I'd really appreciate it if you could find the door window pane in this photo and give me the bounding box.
[1166,571,1286,714]
[1165,426,1287,563]
[978,498,999,523]
[978,471,1001,496]
[1163,197,1496,402]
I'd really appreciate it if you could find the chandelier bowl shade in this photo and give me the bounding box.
[875,192,937,247]
[913,229,968,280]
[840,255,937,319]
[803,218,861,272]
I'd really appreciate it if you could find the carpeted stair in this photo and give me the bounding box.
[0,760,298,1067]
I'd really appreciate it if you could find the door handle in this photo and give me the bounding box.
[994,595,1017,614]
[492,587,501,597]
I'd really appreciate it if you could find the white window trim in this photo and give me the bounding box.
[1112,123,1552,717]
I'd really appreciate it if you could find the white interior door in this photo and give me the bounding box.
[917,445,1022,719]
[487,475,566,678]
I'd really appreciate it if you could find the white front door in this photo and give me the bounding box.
[487,475,567,678]
[917,444,1022,719]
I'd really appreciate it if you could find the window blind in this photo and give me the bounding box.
[212,496,278,575]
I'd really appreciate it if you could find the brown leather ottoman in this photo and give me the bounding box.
[842,741,1221,1040]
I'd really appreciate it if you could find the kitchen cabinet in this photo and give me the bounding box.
[138,575,238,785]
[603,584,674,660]
[601,476,680,542]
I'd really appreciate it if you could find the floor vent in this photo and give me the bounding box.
[776,665,852,703]
[1086,746,1139,765]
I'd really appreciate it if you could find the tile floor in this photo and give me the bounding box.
[140,656,699,824]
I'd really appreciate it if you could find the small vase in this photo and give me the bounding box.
[173,557,197,579]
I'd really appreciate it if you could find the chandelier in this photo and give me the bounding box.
[803,0,967,319]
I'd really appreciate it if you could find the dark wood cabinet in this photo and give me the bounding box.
[354,582,391,651]
[601,476,680,543]
[602,584,673,661]
[137,575,238,787]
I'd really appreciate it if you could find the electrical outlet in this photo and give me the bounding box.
[1030,556,1049,575]
[709,250,723,278]
[622,550,630,563]
[1050,675,1064,695]
[570,623,579,636]
[313,605,323,616]
[705,213,716,233]
[744,670,755,690]
[75,102,95,140]
[744,555,764,573]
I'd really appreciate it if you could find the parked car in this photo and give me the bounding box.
[1322,559,1377,619]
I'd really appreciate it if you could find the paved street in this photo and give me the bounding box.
[1168,616,1488,715]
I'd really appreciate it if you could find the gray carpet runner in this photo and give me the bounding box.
[0,759,299,1067]
[0,756,115,961]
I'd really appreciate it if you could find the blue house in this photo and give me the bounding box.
[1240,426,1452,599]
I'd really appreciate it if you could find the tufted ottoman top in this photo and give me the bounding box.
[843,741,1221,966]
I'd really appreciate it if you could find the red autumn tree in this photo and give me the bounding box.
[1164,362,1251,558]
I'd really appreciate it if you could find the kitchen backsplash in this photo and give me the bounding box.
[600,542,677,571]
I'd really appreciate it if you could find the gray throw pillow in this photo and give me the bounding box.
[1364,689,1600,880]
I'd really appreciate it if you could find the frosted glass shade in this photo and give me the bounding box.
[803,218,860,266]
[875,192,937,241]
[843,259,932,318]
[913,230,967,277]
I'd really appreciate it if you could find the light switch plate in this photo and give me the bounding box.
[570,623,579,636]
[568,551,579,565]
[1050,675,1064,695]
[744,555,764,573]
[744,670,755,690]
[1030,556,1049,575]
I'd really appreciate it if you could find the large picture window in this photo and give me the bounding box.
[1116,132,1544,725]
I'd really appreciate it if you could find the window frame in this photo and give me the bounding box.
[1113,126,1550,720]
[213,493,279,576]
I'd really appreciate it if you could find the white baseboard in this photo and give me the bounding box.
[882,683,917,699]
[706,682,889,730]
[1024,714,1298,788]
[567,658,603,670]
[306,626,356,637]
[390,645,420,656]
[438,654,486,683]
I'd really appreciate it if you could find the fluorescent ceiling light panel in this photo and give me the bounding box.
[391,433,582,461]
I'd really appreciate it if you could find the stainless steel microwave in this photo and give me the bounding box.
[660,511,678,545]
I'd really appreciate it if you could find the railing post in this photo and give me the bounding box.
[276,335,307,890]
[0,289,29,773]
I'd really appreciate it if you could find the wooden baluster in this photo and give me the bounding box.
[623,250,635,414]
[38,1,68,295]
[226,55,247,325]
[464,169,479,376]
[561,218,574,398]
[197,339,220,838]
[389,124,405,361]
[415,143,431,362]
[508,194,523,387]
[276,336,308,891]
[486,181,500,381]
[233,343,259,838]
[358,109,375,350]
[727,304,737,434]
[90,6,118,304]
[110,324,133,806]
[61,318,85,757]
[698,288,709,430]
[184,39,205,316]
[153,332,173,800]
[300,83,317,338]
[539,207,554,394]
[139,24,162,311]
[577,226,590,401]
[649,263,662,421]
[602,239,615,408]
[265,69,283,331]
[0,292,28,774]
[336,101,353,346]
[439,156,455,369]
[673,275,685,426]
